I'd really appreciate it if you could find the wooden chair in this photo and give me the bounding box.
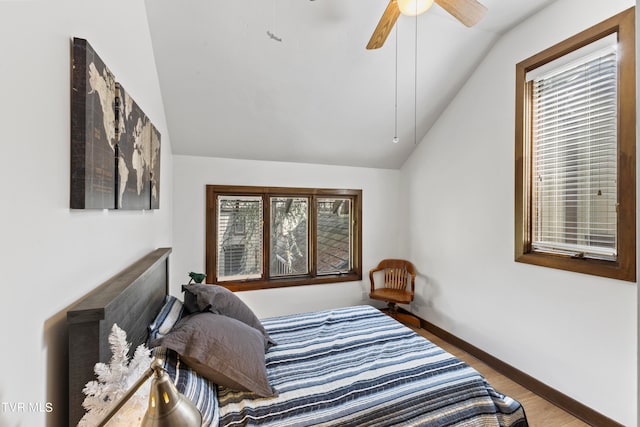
[369,259,420,328]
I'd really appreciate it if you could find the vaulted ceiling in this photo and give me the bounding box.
[145,0,557,169]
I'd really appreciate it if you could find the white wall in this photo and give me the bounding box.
[400,0,637,425]
[0,1,172,426]
[172,155,401,318]
[1,0,634,425]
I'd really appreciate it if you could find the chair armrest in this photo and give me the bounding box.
[369,268,380,292]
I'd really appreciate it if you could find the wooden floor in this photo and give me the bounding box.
[415,328,590,427]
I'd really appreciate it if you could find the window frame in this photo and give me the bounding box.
[514,7,636,282]
[206,185,362,291]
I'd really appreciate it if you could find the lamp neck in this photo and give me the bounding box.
[97,365,155,427]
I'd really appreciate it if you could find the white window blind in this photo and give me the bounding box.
[528,37,618,260]
[217,196,263,281]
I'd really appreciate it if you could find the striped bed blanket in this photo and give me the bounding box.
[216,305,528,427]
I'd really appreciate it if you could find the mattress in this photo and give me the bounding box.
[214,305,528,427]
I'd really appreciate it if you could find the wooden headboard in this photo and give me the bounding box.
[66,248,171,426]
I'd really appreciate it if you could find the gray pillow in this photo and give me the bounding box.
[152,312,277,398]
[182,284,276,349]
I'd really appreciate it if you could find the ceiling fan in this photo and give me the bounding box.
[366,0,487,49]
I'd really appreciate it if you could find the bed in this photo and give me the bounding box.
[67,248,528,426]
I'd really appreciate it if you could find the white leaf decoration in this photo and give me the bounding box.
[78,324,152,427]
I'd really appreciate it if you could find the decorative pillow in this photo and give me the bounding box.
[182,284,276,349]
[147,295,184,346]
[152,312,277,398]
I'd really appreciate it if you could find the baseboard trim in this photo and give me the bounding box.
[402,309,624,427]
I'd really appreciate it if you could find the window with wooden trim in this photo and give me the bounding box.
[206,185,362,291]
[515,7,636,281]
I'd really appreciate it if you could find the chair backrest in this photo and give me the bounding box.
[369,259,416,294]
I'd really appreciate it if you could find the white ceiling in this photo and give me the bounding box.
[145,0,557,169]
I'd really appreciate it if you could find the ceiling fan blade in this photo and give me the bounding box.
[434,0,487,27]
[366,0,401,50]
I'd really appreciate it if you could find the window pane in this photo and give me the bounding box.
[317,198,352,274]
[530,42,617,259]
[217,196,263,281]
[270,197,309,276]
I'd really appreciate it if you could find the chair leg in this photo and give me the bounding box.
[387,302,397,314]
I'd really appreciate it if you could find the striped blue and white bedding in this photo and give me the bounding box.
[217,305,528,427]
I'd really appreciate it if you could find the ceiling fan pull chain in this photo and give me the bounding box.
[393,24,399,143]
[414,12,418,145]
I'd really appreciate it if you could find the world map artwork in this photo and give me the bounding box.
[116,84,152,210]
[70,38,116,209]
[150,122,161,209]
[71,38,160,210]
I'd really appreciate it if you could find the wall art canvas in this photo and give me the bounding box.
[115,83,151,210]
[150,123,161,209]
[70,38,117,209]
[70,37,161,210]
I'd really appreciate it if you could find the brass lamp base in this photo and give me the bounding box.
[97,359,201,427]
[142,359,202,426]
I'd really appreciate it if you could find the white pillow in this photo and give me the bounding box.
[147,295,184,345]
